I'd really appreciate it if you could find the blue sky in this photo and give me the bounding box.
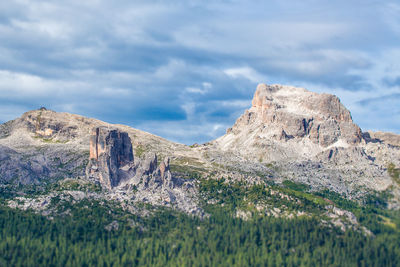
[0,0,399,144]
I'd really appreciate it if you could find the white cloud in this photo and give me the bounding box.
[154,59,187,80]
[11,19,73,40]
[185,87,206,94]
[136,120,232,145]
[185,82,212,94]
[218,99,251,108]
[224,67,267,83]
[284,48,400,133]
[0,70,53,96]
[99,87,132,97]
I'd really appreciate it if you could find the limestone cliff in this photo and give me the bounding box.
[217,83,363,161]
[86,127,134,189]
[250,84,362,146]
[83,126,198,212]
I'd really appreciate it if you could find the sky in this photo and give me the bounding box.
[0,0,399,144]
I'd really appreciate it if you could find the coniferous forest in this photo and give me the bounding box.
[1,180,400,267]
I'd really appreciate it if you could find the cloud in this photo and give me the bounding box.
[0,0,399,144]
[224,67,267,83]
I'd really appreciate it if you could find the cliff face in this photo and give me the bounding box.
[230,83,362,148]
[250,84,362,147]
[217,83,364,161]
[89,127,133,163]
[85,126,174,190]
[86,127,134,189]
[83,126,198,213]
[365,131,400,147]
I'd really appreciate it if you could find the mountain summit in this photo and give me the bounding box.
[216,83,362,159]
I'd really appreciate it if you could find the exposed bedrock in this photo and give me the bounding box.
[86,127,134,189]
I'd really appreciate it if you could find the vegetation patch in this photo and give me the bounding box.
[1,174,400,266]
[199,176,400,235]
[379,215,397,230]
[171,157,205,168]
[134,145,147,158]
[49,179,102,193]
[388,163,400,185]
[282,180,310,192]
[199,178,326,216]
[33,135,68,144]
[169,164,204,179]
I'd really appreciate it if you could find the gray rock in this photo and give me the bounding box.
[86,127,135,189]
[222,83,362,148]
[366,131,400,147]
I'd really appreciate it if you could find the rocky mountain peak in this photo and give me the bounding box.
[217,83,363,161]
[251,83,353,122]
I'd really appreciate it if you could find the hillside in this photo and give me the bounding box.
[1,83,400,266]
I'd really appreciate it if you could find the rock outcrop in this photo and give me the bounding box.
[364,131,400,147]
[228,83,362,147]
[86,127,135,189]
[216,83,365,161]
[123,153,174,190]
[84,127,199,213]
[0,108,202,214]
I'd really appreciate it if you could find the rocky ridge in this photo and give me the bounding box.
[0,83,399,219]
[0,108,202,215]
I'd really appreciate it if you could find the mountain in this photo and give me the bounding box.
[0,107,201,214]
[1,83,400,210]
[1,83,400,266]
[214,83,400,203]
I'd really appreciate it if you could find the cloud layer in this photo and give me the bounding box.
[0,0,399,144]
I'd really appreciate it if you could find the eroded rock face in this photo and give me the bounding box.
[0,109,202,214]
[247,83,362,147]
[21,109,79,141]
[365,131,400,147]
[86,127,134,189]
[212,83,400,198]
[86,127,179,193]
[132,153,174,190]
[215,83,366,162]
